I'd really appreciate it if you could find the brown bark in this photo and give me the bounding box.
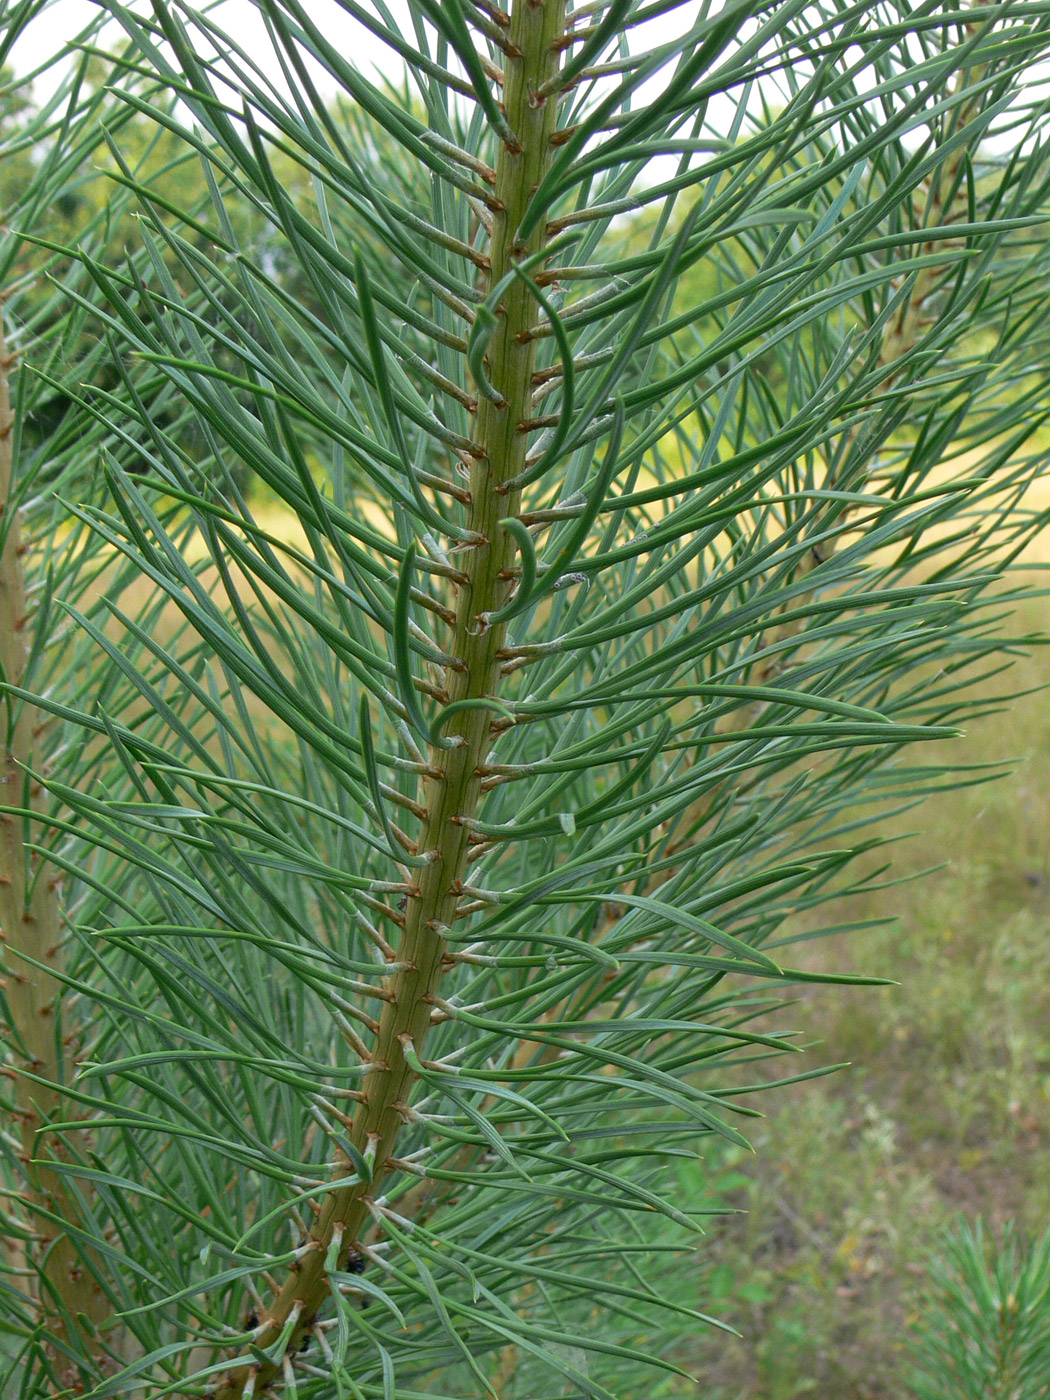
[0,320,109,1378]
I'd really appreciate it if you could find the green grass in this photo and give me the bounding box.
[675,588,1050,1399]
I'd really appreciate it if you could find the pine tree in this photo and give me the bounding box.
[4,2,1050,1396]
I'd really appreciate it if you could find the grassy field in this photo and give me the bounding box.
[675,585,1050,1398]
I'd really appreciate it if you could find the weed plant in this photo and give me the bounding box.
[910,1221,1050,1400]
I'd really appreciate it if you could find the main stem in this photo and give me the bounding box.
[212,4,565,1395]
[0,320,108,1375]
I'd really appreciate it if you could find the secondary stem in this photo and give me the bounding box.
[0,320,108,1378]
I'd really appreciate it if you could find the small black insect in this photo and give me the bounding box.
[344,1249,367,1276]
[298,1334,311,1353]
[244,1310,258,1330]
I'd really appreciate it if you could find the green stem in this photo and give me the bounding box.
[211,3,566,1395]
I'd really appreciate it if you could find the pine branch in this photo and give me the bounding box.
[751,0,1003,692]
[651,0,1014,869]
[209,3,567,1394]
[8,2,1050,1394]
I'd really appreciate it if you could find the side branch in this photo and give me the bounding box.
[0,320,109,1378]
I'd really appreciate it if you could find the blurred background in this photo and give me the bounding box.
[673,580,1050,1398]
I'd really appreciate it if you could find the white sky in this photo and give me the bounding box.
[13,1,401,91]
[8,3,1042,172]
[11,0,701,108]
[5,0,718,206]
[13,1,689,84]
